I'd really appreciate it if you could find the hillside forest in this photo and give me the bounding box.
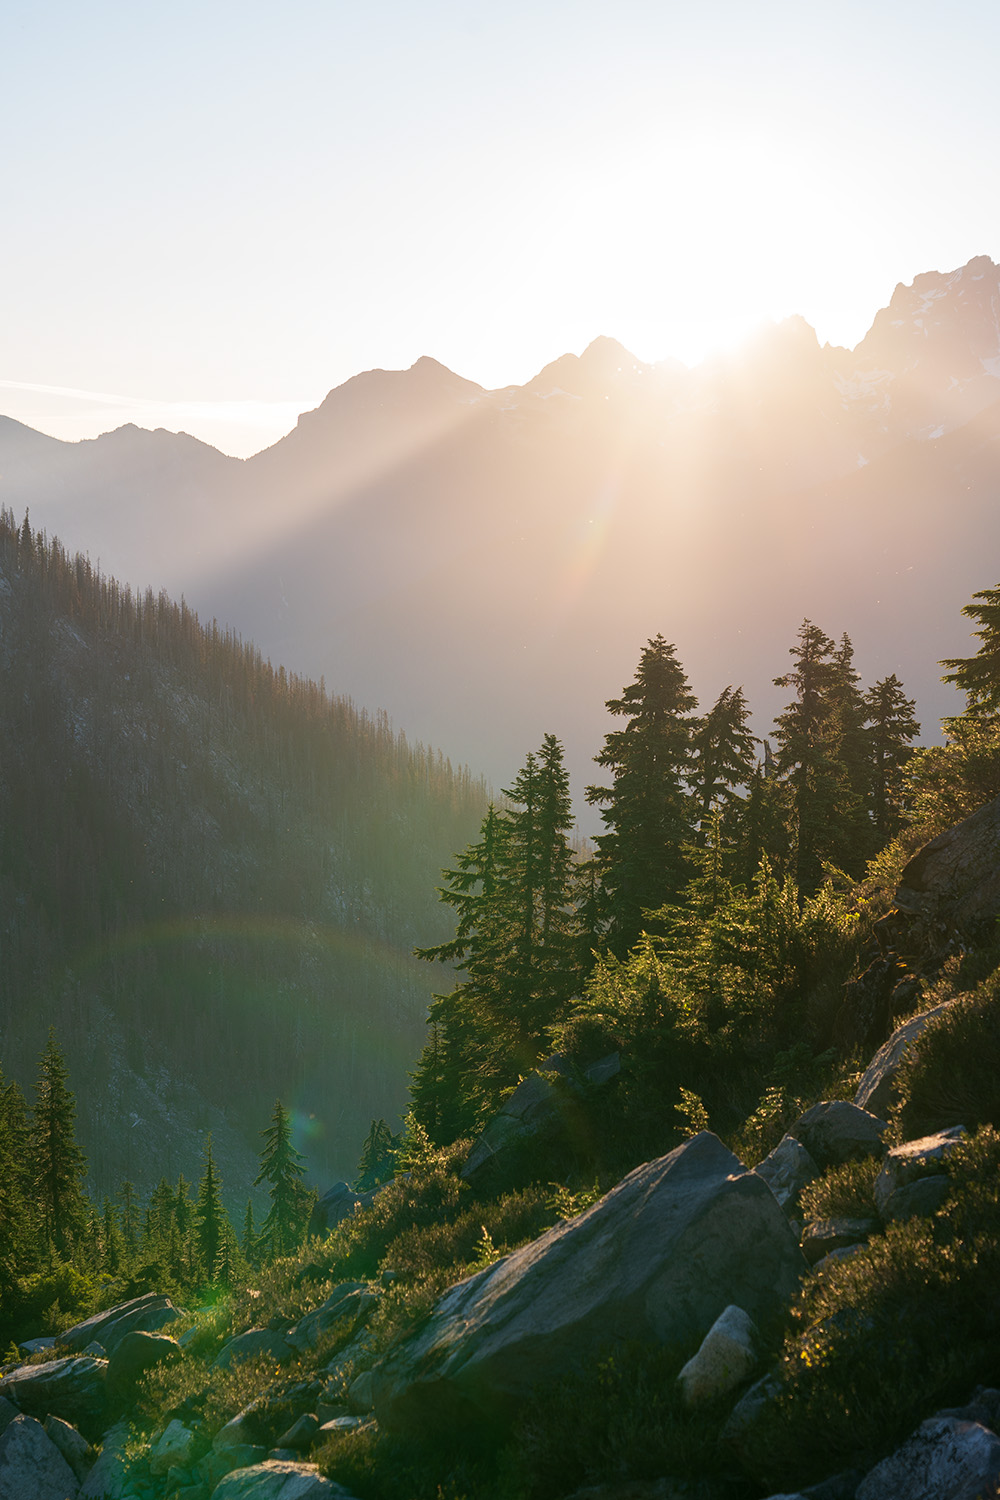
[9,496,1000,1493]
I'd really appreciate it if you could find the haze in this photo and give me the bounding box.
[5,1,1000,456]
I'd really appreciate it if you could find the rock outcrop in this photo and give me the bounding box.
[373,1131,805,1435]
[896,793,1000,936]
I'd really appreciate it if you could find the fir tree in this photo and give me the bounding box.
[866,675,920,840]
[195,1136,227,1278]
[254,1100,307,1259]
[772,621,847,894]
[354,1117,397,1193]
[691,684,757,839]
[29,1028,88,1255]
[586,635,698,953]
[941,584,1000,715]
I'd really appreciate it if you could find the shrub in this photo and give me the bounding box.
[894,970,1000,1139]
[740,1126,1000,1490]
[798,1157,880,1223]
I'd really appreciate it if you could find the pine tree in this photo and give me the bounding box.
[772,621,847,895]
[254,1100,307,1259]
[354,1117,397,1193]
[941,584,1000,715]
[195,1136,227,1279]
[866,675,920,840]
[241,1199,258,1266]
[29,1028,88,1255]
[412,735,578,1138]
[586,635,698,954]
[690,685,758,842]
[0,1072,34,1285]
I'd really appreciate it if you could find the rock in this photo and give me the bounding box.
[60,1292,184,1357]
[373,1132,805,1435]
[214,1328,296,1370]
[199,1446,269,1487]
[879,1173,951,1222]
[0,1396,20,1436]
[18,1336,57,1356]
[0,1355,108,1435]
[676,1304,757,1406]
[721,1371,783,1464]
[346,1369,375,1415]
[873,1128,966,1217]
[78,1419,131,1499]
[308,1183,375,1237]
[854,1000,959,1118]
[856,1414,1000,1499]
[461,1052,620,1182]
[43,1414,94,1481]
[318,1416,365,1435]
[286,1284,377,1353]
[149,1417,197,1475]
[0,1413,80,1499]
[211,1458,359,1497]
[754,1135,819,1211]
[791,1101,888,1168]
[896,793,1000,936]
[274,1415,318,1452]
[107,1330,182,1397]
[801,1217,879,1265]
[835,956,915,1052]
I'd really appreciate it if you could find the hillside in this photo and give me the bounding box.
[0,508,487,1204]
[5,257,1000,812]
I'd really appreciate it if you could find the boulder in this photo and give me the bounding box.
[754,1135,819,1211]
[0,1396,20,1436]
[43,1414,94,1482]
[214,1327,296,1370]
[791,1101,887,1168]
[59,1291,184,1356]
[308,1183,374,1237]
[106,1329,182,1396]
[854,1000,959,1118]
[211,1458,359,1497]
[801,1217,879,1265]
[676,1304,757,1406]
[462,1053,620,1182]
[275,1414,320,1452]
[856,1414,1000,1499]
[346,1369,375,1415]
[895,793,1000,935]
[373,1132,805,1435]
[879,1173,951,1223]
[721,1371,784,1465]
[0,1413,80,1500]
[873,1127,966,1218]
[0,1355,107,1435]
[77,1419,131,1499]
[286,1284,377,1353]
[149,1416,198,1475]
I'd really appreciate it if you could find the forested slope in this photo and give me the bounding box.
[0,508,486,1203]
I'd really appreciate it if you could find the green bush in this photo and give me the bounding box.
[740,1126,1000,1489]
[894,971,1000,1139]
[798,1157,880,1223]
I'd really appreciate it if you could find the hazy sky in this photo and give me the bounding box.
[4,0,1000,456]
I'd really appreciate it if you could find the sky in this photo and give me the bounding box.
[4,0,1000,457]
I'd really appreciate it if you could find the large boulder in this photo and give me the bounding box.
[286,1283,377,1353]
[462,1053,620,1182]
[0,1356,107,1435]
[373,1131,806,1436]
[791,1101,887,1168]
[308,1183,374,1237]
[676,1304,758,1407]
[0,1413,80,1500]
[895,793,1000,936]
[60,1292,184,1356]
[77,1419,131,1500]
[854,1000,959,1118]
[106,1329,182,1398]
[214,1328,296,1370]
[211,1458,358,1497]
[753,1135,818,1212]
[856,1414,1000,1499]
[873,1127,965,1218]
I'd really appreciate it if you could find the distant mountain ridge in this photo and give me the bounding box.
[4,255,1000,809]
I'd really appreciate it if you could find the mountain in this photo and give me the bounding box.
[5,256,1000,814]
[0,510,486,1205]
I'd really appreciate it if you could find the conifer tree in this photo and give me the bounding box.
[0,1072,34,1284]
[690,685,758,841]
[241,1199,258,1266]
[412,734,578,1138]
[29,1028,88,1255]
[195,1136,227,1278]
[941,584,1000,715]
[866,675,920,840]
[254,1100,307,1259]
[586,635,698,954]
[354,1117,397,1193]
